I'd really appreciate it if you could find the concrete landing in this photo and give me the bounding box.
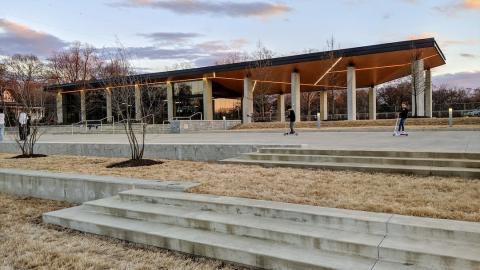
[222,148,480,178]
[0,131,478,161]
[44,189,480,270]
[0,168,198,203]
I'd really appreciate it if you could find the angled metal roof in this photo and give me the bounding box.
[45,38,446,93]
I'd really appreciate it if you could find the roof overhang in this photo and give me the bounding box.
[45,38,446,96]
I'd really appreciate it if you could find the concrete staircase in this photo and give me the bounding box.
[221,148,480,178]
[43,189,480,270]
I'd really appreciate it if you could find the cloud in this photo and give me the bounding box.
[441,39,480,47]
[434,0,480,15]
[406,33,480,48]
[460,53,479,58]
[109,0,291,18]
[406,32,436,40]
[433,71,480,89]
[0,18,68,57]
[108,37,249,68]
[137,32,202,45]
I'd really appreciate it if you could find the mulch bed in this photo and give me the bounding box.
[106,159,163,168]
[10,154,48,159]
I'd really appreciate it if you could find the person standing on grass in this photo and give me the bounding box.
[18,111,27,141]
[0,109,5,142]
[287,106,296,134]
[398,102,409,133]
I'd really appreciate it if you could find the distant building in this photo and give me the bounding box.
[45,38,446,124]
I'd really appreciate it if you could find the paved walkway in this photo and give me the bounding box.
[2,131,479,153]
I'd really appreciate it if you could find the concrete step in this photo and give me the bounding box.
[380,235,480,270]
[221,158,480,179]
[44,189,480,270]
[241,153,480,168]
[43,206,383,270]
[83,196,480,269]
[118,190,480,245]
[258,148,480,160]
[118,189,392,235]
[83,196,383,259]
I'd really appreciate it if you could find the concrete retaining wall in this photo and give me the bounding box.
[4,124,171,135]
[0,143,299,161]
[0,168,198,203]
[170,120,241,133]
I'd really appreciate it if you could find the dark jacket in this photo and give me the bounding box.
[288,109,296,122]
[399,108,409,119]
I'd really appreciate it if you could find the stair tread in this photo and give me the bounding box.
[244,153,480,163]
[119,188,393,225]
[44,206,381,270]
[84,196,385,246]
[259,148,480,159]
[223,158,480,172]
[381,235,480,261]
[84,196,480,262]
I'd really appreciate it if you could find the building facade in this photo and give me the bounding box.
[45,38,445,125]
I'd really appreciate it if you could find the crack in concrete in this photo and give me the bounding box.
[370,214,395,270]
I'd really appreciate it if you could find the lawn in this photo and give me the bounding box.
[1,153,479,222]
[0,193,246,270]
[234,117,480,130]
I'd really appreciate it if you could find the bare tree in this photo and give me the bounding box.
[48,42,100,84]
[215,51,249,65]
[163,61,194,71]
[5,54,49,156]
[323,36,342,118]
[249,41,276,121]
[0,63,6,113]
[99,46,148,161]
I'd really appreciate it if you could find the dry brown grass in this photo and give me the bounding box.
[1,153,479,222]
[0,193,247,270]
[234,117,480,129]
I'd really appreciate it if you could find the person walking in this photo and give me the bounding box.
[18,111,27,141]
[398,102,409,134]
[286,106,296,134]
[0,109,5,142]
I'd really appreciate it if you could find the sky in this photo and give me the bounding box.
[0,0,479,88]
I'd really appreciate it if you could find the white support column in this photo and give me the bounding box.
[291,71,301,122]
[425,69,433,118]
[347,66,357,121]
[134,84,142,120]
[368,86,376,120]
[411,59,425,117]
[319,90,328,121]
[56,91,63,124]
[105,88,112,123]
[242,77,254,124]
[167,82,174,121]
[277,94,285,122]
[203,77,213,120]
[80,90,86,122]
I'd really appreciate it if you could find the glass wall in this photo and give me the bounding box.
[111,86,136,121]
[86,90,106,121]
[173,81,204,119]
[214,98,241,120]
[62,92,80,124]
[141,83,168,124]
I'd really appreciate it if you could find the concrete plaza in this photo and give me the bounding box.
[2,130,479,153]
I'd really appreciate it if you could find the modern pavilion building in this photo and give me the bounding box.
[44,38,446,124]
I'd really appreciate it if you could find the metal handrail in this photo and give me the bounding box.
[140,114,155,124]
[172,112,203,121]
[71,116,114,135]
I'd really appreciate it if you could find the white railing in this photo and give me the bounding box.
[71,116,113,135]
[172,112,203,121]
[112,114,155,134]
